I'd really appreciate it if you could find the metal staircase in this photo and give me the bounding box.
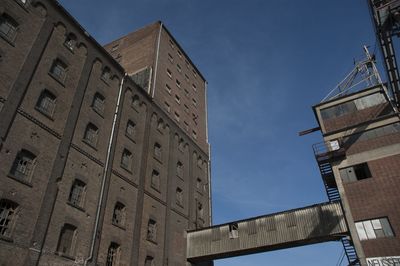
[313,141,360,266]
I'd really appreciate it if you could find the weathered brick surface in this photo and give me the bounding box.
[0,1,211,266]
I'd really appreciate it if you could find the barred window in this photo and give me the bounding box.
[106,242,120,266]
[57,224,77,257]
[92,93,105,115]
[147,219,157,243]
[36,90,56,117]
[68,180,86,208]
[83,123,99,147]
[0,199,18,238]
[50,59,67,83]
[121,149,132,171]
[112,202,126,227]
[0,14,18,43]
[10,150,36,181]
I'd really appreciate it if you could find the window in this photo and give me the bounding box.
[177,50,182,58]
[175,95,180,104]
[112,202,126,227]
[168,53,173,63]
[176,187,183,206]
[64,34,76,51]
[192,69,197,78]
[192,98,197,107]
[176,79,181,88]
[154,142,162,160]
[106,242,120,266]
[164,102,170,113]
[92,93,105,115]
[50,59,67,83]
[165,84,172,94]
[126,120,136,139]
[111,44,119,52]
[184,104,189,114]
[166,69,172,79]
[192,130,197,140]
[0,199,18,238]
[169,39,174,49]
[184,121,189,131]
[192,84,197,91]
[177,64,182,73]
[174,112,180,122]
[10,149,36,181]
[145,256,154,266]
[83,123,99,147]
[57,224,77,257]
[229,223,239,239]
[184,89,189,98]
[101,67,111,81]
[192,113,198,125]
[0,14,18,43]
[121,149,132,171]
[197,202,204,220]
[147,219,157,242]
[185,74,189,82]
[151,170,160,190]
[68,179,86,208]
[36,90,56,117]
[176,161,183,177]
[131,95,140,109]
[339,163,371,183]
[196,178,202,190]
[355,217,394,241]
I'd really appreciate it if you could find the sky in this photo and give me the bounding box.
[58,0,379,265]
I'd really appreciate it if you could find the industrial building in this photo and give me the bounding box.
[0,0,210,265]
[1,0,400,265]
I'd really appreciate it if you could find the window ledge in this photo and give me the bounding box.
[100,77,110,86]
[125,133,136,143]
[7,174,33,187]
[55,252,75,261]
[66,202,85,213]
[0,34,16,47]
[48,72,66,87]
[34,106,54,121]
[121,165,132,174]
[131,105,140,113]
[0,235,13,243]
[82,139,98,150]
[112,222,126,231]
[153,155,163,164]
[63,43,75,54]
[147,239,158,245]
[92,107,104,118]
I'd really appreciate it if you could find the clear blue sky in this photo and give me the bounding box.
[59,0,379,265]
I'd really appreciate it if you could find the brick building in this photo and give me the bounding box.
[0,0,211,265]
[313,84,400,265]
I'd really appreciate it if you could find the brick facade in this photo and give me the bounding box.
[0,1,211,265]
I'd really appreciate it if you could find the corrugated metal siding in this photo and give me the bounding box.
[187,202,348,260]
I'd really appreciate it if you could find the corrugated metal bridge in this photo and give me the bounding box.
[187,202,349,262]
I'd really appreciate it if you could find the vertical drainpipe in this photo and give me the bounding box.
[84,73,127,265]
[152,22,163,99]
[204,81,212,225]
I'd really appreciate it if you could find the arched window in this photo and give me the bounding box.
[106,242,120,266]
[92,92,105,115]
[0,199,18,238]
[145,256,155,266]
[147,219,157,243]
[36,89,56,117]
[121,149,132,171]
[83,123,99,147]
[56,224,77,257]
[68,180,86,208]
[10,149,36,181]
[101,67,110,81]
[153,142,162,160]
[112,202,126,227]
[64,33,77,51]
[125,120,136,139]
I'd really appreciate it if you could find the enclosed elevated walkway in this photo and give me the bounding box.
[187,202,349,262]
